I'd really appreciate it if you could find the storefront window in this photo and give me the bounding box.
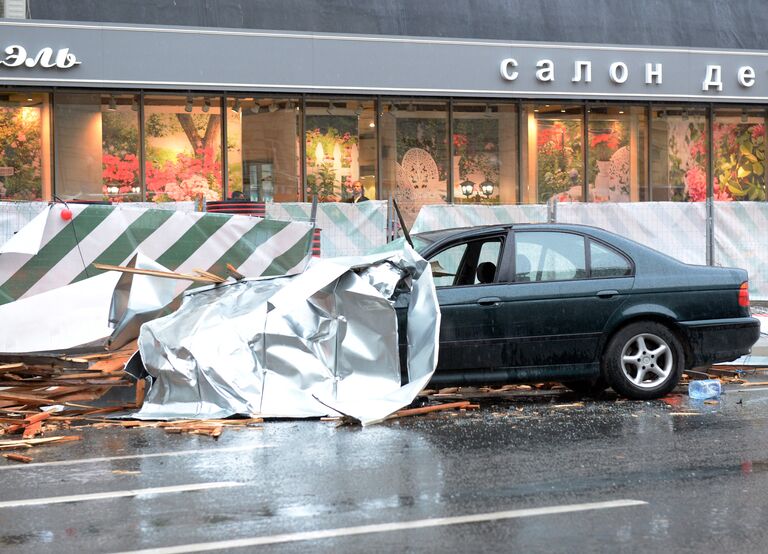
[521,104,584,204]
[452,102,517,204]
[143,94,222,202]
[303,98,377,202]
[381,99,449,225]
[712,107,765,201]
[53,92,136,202]
[588,105,647,202]
[0,92,50,201]
[227,97,301,202]
[650,106,708,201]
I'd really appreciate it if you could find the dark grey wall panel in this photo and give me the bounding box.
[26,0,768,50]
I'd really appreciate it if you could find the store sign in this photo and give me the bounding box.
[0,45,80,69]
[499,56,763,94]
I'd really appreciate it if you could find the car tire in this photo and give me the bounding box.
[564,377,609,397]
[602,321,684,400]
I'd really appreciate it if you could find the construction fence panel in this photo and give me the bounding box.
[556,202,708,265]
[411,204,548,234]
[0,201,48,247]
[713,202,768,300]
[266,201,389,258]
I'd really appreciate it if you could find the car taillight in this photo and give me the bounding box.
[739,281,750,308]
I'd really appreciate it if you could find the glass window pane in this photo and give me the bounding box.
[452,102,517,204]
[0,92,50,201]
[429,243,466,287]
[650,106,708,201]
[590,241,631,277]
[304,99,377,203]
[588,105,647,202]
[521,103,584,204]
[713,107,765,201]
[381,99,449,226]
[56,92,140,201]
[227,97,301,202]
[515,231,586,282]
[144,94,222,202]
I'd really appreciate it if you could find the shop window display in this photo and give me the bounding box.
[650,107,709,201]
[303,99,376,202]
[381,100,449,225]
[587,106,647,202]
[712,108,765,201]
[522,104,584,204]
[227,97,301,202]
[452,103,517,204]
[0,93,48,200]
[143,95,222,202]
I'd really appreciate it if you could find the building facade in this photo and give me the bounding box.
[2,1,768,223]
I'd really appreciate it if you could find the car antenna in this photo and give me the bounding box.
[392,198,413,248]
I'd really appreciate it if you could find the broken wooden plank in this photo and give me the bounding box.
[390,400,472,419]
[226,263,245,280]
[3,453,32,463]
[93,263,220,283]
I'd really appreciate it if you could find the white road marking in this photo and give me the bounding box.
[0,481,244,509]
[0,444,272,471]
[112,499,648,554]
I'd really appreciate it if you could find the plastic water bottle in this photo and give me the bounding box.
[688,379,722,400]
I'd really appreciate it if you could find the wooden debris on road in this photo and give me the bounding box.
[3,453,33,463]
[388,400,479,420]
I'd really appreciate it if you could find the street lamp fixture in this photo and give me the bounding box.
[480,180,495,198]
[460,180,475,199]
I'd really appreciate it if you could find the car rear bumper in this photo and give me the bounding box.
[678,317,761,367]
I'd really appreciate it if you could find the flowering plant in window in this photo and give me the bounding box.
[536,120,582,203]
[0,106,42,200]
[305,124,358,201]
[711,122,763,201]
[146,147,222,202]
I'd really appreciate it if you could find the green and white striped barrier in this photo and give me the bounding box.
[267,201,389,257]
[0,203,313,306]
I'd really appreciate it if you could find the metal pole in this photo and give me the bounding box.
[220,95,228,200]
[300,95,307,202]
[448,98,455,204]
[706,103,714,266]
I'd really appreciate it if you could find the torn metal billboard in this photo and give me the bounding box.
[133,245,440,425]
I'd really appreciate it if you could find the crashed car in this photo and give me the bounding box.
[400,223,760,400]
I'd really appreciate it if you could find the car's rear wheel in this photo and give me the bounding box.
[603,321,683,400]
[564,376,609,396]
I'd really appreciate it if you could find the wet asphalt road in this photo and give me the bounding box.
[2,383,768,553]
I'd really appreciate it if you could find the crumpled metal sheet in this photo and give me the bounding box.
[133,244,440,425]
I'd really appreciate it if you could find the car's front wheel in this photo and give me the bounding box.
[602,321,684,400]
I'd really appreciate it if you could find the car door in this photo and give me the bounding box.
[424,231,511,371]
[495,230,635,368]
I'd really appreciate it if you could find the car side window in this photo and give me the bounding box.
[428,238,502,287]
[515,232,586,282]
[590,241,632,278]
[429,243,466,287]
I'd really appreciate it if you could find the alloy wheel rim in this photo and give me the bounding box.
[619,333,673,389]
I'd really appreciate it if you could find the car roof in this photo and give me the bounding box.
[413,222,615,244]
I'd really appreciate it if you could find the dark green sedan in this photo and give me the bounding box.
[407,223,760,400]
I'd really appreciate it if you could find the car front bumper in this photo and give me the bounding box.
[678,317,761,367]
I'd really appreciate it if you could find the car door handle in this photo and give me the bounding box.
[596,290,619,299]
[477,296,501,306]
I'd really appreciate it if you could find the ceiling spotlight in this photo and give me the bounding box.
[250,102,261,114]
[354,103,364,116]
[407,102,416,112]
[231,98,241,113]
[107,94,117,111]
[618,109,624,115]
[26,96,33,102]
[484,104,493,118]
[741,109,749,123]
[682,110,689,121]
[284,100,295,111]
[185,95,193,113]
[326,102,336,115]
[268,102,279,113]
[560,108,566,113]
[202,97,211,113]
[131,96,139,112]
[389,103,398,116]
[369,121,375,128]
